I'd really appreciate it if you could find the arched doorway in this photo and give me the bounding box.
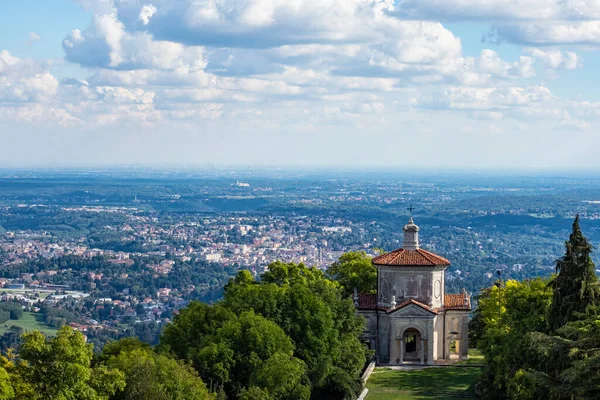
[403,328,421,361]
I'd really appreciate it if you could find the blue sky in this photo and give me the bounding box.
[1,0,600,168]
[1,1,88,58]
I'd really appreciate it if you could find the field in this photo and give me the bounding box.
[366,366,483,400]
[0,312,58,335]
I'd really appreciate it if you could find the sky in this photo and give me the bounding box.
[1,0,600,169]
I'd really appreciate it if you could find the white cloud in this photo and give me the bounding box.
[388,1,600,47]
[63,13,207,70]
[64,1,543,94]
[0,104,81,127]
[392,0,600,21]
[413,85,598,130]
[28,32,41,46]
[494,21,600,46]
[112,0,393,47]
[0,50,20,68]
[3,0,600,155]
[0,51,59,103]
[139,4,157,25]
[525,48,581,70]
[0,51,83,127]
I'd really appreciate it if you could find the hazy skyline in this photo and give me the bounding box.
[2,1,600,168]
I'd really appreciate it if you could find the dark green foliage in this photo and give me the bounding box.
[0,327,23,352]
[0,305,22,321]
[467,288,491,349]
[102,344,214,400]
[94,337,151,364]
[249,352,311,400]
[160,302,234,363]
[476,217,600,399]
[0,312,9,325]
[15,326,126,399]
[161,261,369,400]
[507,313,600,400]
[326,251,377,296]
[549,215,600,331]
[475,278,553,398]
[222,262,368,399]
[239,387,272,400]
[0,331,213,400]
[552,316,600,399]
[161,304,310,399]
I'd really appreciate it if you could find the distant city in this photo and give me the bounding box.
[1,169,600,346]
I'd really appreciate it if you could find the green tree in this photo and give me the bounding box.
[549,215,600,331]
[507,217,600,400]
[475,278,553,398]
[239,387,272,400]
[162,305,306,399]
[103,347,214,400]
[195,343,235,393]
[0,366,14,400]
[0,350,33,400]
[326,251,376,296]
[17,326,125,400]
[260,261,328,287]
[249,352,310,400]
[95,337,151,364]
[468,287,493,349]
[160,302,234,360]
[507,313,600,400]
[162,261,368,400]
[222,263,368,399]
[209,310,297,396]
[550,315,600,399]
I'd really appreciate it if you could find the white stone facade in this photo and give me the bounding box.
[356,218,470,365]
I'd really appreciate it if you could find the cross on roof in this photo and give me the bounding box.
[407,205,415,216]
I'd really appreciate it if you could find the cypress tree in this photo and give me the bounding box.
[549,215,600,331]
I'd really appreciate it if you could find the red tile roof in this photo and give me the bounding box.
[444,293,471,310]
[357,293,377,309]
[372,248,450,267]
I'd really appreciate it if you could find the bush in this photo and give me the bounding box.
[0,303,23,320]
[9,309,23,320]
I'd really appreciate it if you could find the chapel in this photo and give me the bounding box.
[354,217,471,365]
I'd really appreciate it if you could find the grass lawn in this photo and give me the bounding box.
[0,312,58,336]
[366,366,483,400]
[456,348,485,365]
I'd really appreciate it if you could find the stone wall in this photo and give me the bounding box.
[377,267,446,308]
